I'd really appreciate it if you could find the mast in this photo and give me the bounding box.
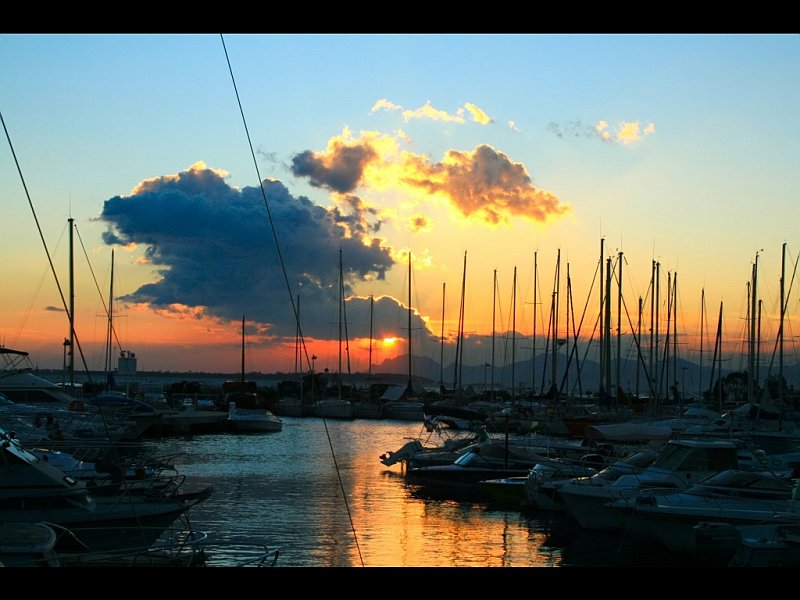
[604,256,612,400]
[636,296,642,398]
[241,314,246,387]
[491,269,496,402]
[780,242,786,406]
[756,299,762,387]
[616,251,623,401]
[552,250,561,396]
[749,253,759,404]
[338,248,343,401]
[68,217,75,389]
[598,239,604,396]
[649,260,656,397]
[663,272,672,404]
[368,294,374,379]
[565,263,570,397]
[298,294,303,404]
[105,249,115,388]
[452,251,467,392]
[407,251,412,392]
[655,261,660,399]
[673,271,678,402]
[458,252,467,391]
[708,302,723,411]
[532,252,537,396]
[439,283,445,393]
[295,294,300,375]
[511,266,517,405]
[699,288,705,400]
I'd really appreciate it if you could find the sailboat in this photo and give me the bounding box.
[310,249,355,419]
[353,294,384,419]
[382,252,425,421]
[224,316,283,433]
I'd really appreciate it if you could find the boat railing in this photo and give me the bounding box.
[44,522,280,567]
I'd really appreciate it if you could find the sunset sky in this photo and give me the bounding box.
[2,34,799,379]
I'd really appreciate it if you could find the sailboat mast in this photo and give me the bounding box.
[749,253,759,403]
[106,249,115,379]
[565,263,571,397]
[673,272,679,402]
[68,217,75,389]
[616,251,623,401]
[407,251,412,391]
[369,294,374,379]
[780,242,786,406]
[636,296,642,397]
[598,239,604,395]
[655,261,661,398]
[491,269,496,402]
[532,252,537,396]
[339,248,344,400]
[511,266,517,405]
[458,252,467,391]
[649,260,655,396]
[699,288,705,400]
[604,256,612,399]
[439,283,445,393]
[757,299,762,387]
[298,294,303,403]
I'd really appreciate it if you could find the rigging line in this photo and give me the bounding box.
[219,34,311,373]
[2,111,70,320]
[320,416,364,565]
[1,111,94,384]
[219,35,364,567]
[75,225,125,354]
[14,224,66,347]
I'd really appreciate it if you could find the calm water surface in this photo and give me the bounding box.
[156,418,691,567]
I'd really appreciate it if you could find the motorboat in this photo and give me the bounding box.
[556,438,739,531]
[611,469,799,556]
[227,394,283,433]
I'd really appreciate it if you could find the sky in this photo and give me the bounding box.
[1,33,799,381]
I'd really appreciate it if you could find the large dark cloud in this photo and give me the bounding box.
[290,142,376,193]
[99,165,396,341]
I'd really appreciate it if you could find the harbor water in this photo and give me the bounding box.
[154,418,695,567]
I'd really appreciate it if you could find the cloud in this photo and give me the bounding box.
[371,98,402,113]
[401,144,568,225]
[371,98,492,126]
[462,102,493,125]
[293,130,567,228]
[344,295,439,350]
[45,306,65,312]
[508,120,521,132]
[394,129,412,144]
[257,149,279,164]
[409,214,431,233]
[290,132,378,193]
[403,101,465,124]
[99,164,400,341]
[548,119,656,145]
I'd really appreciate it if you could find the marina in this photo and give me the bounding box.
[2,34,799,569]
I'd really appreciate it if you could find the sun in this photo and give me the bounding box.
[382,337,398,346]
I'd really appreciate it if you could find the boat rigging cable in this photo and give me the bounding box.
[219,34,365,567]
[74,224,127,357]
[1,111,94,386]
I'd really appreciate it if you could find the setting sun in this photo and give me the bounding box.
[382,337,398,346]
